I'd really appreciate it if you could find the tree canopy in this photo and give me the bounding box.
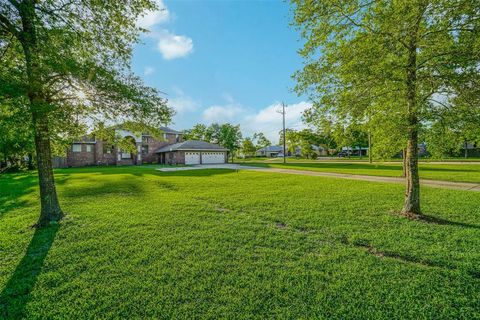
[0,0,173,226]
[291,0,480,215]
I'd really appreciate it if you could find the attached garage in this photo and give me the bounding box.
[185,152,200,165]
[156,140,228,165]
[202,152,225,164]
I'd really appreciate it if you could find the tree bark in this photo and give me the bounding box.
[33,113,63,226]
[402,121,421,215]
[18,0,63,227]
[402,37,421,216]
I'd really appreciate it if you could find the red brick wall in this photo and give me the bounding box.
[163,151,185,165]
[142,133,182,164]
[65,133,183,167]
[175,151,185,164]
[95,141,117,166]
[66,143,96,167]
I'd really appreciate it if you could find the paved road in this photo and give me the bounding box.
[157,164,480,192]
[260,159,480,165]
[247,167,480,192]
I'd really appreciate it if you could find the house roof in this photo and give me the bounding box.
[258,145,283,152]
[155,140,228,153]
[158,126,182,134]
[73,136,96,144]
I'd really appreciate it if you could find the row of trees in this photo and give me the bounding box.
[183,123,242,162]
[291,0,480,216]
[240,132,272,157]
[183,123,275,160]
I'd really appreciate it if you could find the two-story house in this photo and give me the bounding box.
[61,126,227,167]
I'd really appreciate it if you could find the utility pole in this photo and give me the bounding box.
[277,102,286,164]
[368,131,372,163]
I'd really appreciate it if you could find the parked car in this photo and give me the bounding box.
[337,151,350,158]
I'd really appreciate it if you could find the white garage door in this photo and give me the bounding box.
[185,152,200,165]
[202,152,225,164]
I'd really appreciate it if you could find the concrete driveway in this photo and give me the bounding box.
[156,164,261,172]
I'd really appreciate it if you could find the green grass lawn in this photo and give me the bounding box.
[1,166,480,319]
[238,161,480,184]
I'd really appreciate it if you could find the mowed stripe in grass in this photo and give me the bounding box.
[1,166,479,319]
[242,161,480,184]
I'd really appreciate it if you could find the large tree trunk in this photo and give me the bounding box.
[402,38,421,216]
[19,1,63,227]
[402,121,421,215]
[33,113,63,226]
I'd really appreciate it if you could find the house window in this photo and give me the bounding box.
[86,145,93,152]
[121,151,131,159]
[142,145,149,155]
[175,134,179,142]
[72,144,82,152]
[163,133,167,140]
[103,144,114,154]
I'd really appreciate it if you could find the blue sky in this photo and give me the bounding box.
[132,0,310,142]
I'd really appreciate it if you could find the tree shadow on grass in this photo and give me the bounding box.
[419,214,480,229]
[0,172,70,219]
[0,223,59,319]
[391,210,480,230]
[158,169,240,177]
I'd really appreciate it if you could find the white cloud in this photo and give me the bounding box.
[168,95,199,113]
[143,66,155,75]
[202,105,244,123]
[137,0,194,61]
[155,30,194,60]
[243,101,311,142]
[137,0,170,29]
[197,97,311,142]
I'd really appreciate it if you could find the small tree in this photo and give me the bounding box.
[253,132,271,151]
[218,123,242,162]
[183,124,208,141]
[284,129,300,156]
[206,123,222,144]
[241,138,256,158]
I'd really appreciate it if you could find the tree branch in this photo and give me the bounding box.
[0,12,20,38]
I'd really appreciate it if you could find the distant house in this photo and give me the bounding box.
[341,146,369,156]
[258,145,328,158]
[312,145,328,156]
[58,126,227,167]
[256,146,284,157]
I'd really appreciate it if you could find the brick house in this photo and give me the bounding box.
[61,126,227,167]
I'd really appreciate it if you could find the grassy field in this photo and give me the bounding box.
[237,161,480,184]
[1,166,480,319]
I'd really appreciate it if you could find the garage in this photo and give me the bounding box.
[202,152,225,164]
[156,140,228,165]
[185,152,200,165]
